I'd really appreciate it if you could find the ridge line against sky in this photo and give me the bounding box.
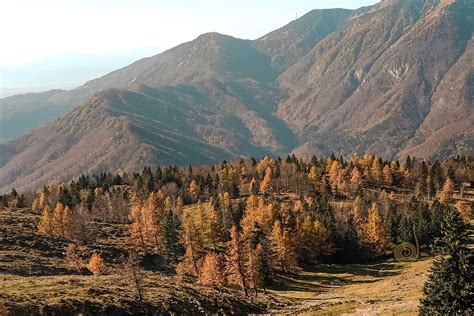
[1,0,378,67]
[0,0,378,97]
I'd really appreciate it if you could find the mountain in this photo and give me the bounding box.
[0,31,308,191]
[1,0,473,192]
[279,0,473,159]
[255,8,353,71]
[0,90,72,142]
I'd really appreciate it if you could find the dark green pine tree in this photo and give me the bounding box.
[16,194,26,208]
[162,210,183,261]
[0,195,8,207]
[256,242,272,292]
[420,208,473,315]
[336,214,371,263]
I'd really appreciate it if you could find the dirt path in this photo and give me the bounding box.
[270,189,474,315]
[268,258,431,315]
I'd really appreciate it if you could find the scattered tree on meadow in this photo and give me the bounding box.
[52,202,67,238]
[65,243,82,274]
[129,193,147,248]
[123,251,145,302]
[87,252,106,276]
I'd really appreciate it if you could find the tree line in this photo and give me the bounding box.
[16,153,473,300]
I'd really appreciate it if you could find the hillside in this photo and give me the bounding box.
[1,0,473,192]
[1,154,472,315]
[278,0,474,159]
[0,206,433,315]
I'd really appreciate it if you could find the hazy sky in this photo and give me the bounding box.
[1,0,378,67]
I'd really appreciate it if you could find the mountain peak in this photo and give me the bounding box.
[1,1,472,192]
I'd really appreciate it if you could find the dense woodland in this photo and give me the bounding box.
[2,154,473,297]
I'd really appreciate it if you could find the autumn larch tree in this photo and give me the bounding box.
[128,193,147,248]
[297,215,319,263]
[454,200,470,222]
[371,158,383,184]
[65,243,82,274]
[87,252,106,276]
[269,220,297,272]
[176,209,203,277]
[312,220,334,261]
[259,167,272,195]
[62,205,73,239]
[198,201,222,250]
[198,252,225,288]
[351,196,365,233]
[219,191,233,232]
[365,202,389,255]
[225,226,248,295]
[308,165,319,192]
[52,202,65,238]
[350,167,362,194]
[382,165,393,186]
[37,205,53,235]
[144,192,161,247]
[188,179,201,202]
[247,243,271,296]
[439,178,455,204]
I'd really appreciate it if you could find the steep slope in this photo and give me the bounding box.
[0,81,297,191]
[278,0,473,159]
[400,29,474,159]
[0,9,350,143]
[0,33,280,144]
[0,32,299,191]
[0,90,76,142]
[255,8,352,71]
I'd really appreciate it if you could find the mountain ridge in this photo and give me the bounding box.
[0,0,472,192]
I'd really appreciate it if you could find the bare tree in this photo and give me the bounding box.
[122,251,145,302]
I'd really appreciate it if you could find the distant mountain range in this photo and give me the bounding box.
[1,0,473,192]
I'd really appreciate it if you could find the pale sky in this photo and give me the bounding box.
[0,0,378,67]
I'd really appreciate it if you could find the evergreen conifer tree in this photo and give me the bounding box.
[420,208,473,315]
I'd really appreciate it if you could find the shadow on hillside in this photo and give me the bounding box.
[269,261,402,294]
[306,262,402,278]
